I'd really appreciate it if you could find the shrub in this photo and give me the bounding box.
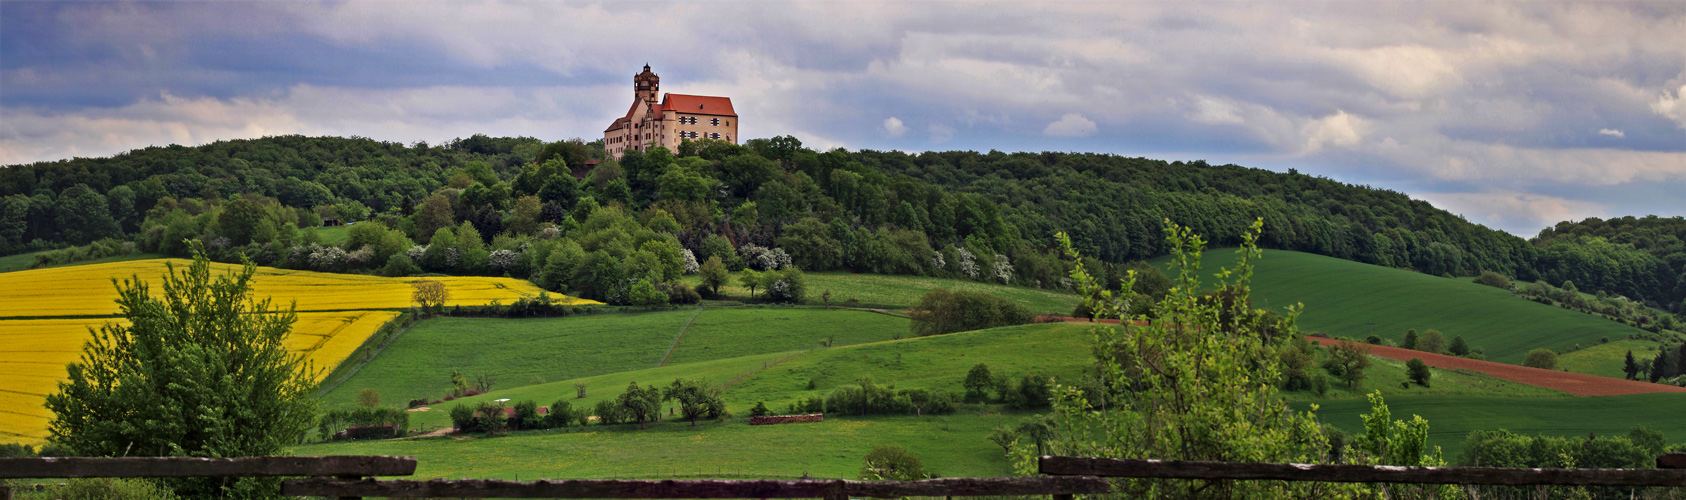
[1418,329,1447,354]
[472,401,507,434]
[763,267,806,303]
[511,400,542,430]
[749,401,771,417]
[1402,329,1419,350]
[449,405,475,431]
[0,442,34,457]
[1006,373,1053,410]
[594,399,623,425]
[858,445,932,481]
[1474,270,1512,290]
[356,388,381,408]
[962,363,995,403]
[547,400,575,428]
[1406,358,1431,387]
[664,282,702,304]
[1448,336,1470,356]
[1523,349,1558,370]
[909,288,1034,337]
[1364,335,1383,345]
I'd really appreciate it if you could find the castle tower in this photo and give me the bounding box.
[634,64,659,108]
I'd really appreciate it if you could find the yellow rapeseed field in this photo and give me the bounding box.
[0,259,597,444]
[0,258,590,318]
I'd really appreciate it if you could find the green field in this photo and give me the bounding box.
[294,412,1028,479]
[0,251,164,273]
[664,307,907,366]
[1558,339,1663,379]
[1281,355,1566,401]
[1158,250,1652,366]
[685,272,1080,314]
[320,308,910,409]
[314,224,350,245]
[1296,393,1686,458]
[400,321,1097,429]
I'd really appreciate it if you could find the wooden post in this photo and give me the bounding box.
[337,475,362,500]
[1052,494,1074,500]
[823,479,847,500]
[1660,453,1686,469]
[1,485,12,500]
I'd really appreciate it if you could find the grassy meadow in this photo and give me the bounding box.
[1557,339,1663,379]
[685,271,1081,314]
[296,411,1029,479]
[1156,249,1652,366]
[1297,393,1686,458]
[320,308,912,409]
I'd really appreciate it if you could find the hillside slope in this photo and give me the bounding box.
[1155,249,1653,365]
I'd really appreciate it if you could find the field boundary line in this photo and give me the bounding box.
[313,313,417,398]
[656,307,706,368]
[721,351,806,391]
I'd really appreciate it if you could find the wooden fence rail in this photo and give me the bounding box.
[278,476,1114,499]
[0,455,415,479]
[1041,454,1686,488]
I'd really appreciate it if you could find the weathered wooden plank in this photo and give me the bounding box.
[0,456,416,479]
[280,476,1115,498]
[1039,456,1686,487]
[1661,453,1686,470]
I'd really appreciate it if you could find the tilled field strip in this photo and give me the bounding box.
[1310,337,1686,397]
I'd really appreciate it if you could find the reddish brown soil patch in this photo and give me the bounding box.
[1310,337,1686,397]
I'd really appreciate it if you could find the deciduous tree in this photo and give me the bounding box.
[44,243,317,498]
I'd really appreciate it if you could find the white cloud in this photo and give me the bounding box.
[883,116,908,137]
[928,124,955,143]
[1598,128,1625,137]
[1414,190,1606,236]
[1654,84,1686,129]
[1044,113,1098,138]
[1301,110,1369,154]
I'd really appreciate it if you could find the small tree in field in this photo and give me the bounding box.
[1402,329,1419,350]
[664,378,726,426]
[356,388,381,408]
[1624,350,1641,380]
[1418,329,1446,354]
[1448,336,1470,356]
[1324,339,1374,388]
[1405,358,1431,387]
[617,382,663,429]
[44,243,317,498]
[859,445,931,481]
[698,256,728,296]
[412,279,449,314]
[1524,349,1558,370]
[738,269,762,298]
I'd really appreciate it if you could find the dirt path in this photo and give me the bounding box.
[1310,337,1686,397]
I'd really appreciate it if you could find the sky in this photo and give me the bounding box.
[2,1,1683,236]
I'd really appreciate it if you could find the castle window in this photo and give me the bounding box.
[710,132,720,140]
[710,118,720,126]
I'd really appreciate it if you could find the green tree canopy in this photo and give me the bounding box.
[44,242,317,498]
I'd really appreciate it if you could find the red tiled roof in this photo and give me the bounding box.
[661,94,736,117]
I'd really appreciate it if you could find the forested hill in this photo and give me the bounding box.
[0,134,1679,311]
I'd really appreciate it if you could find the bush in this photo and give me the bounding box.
[664,282,702,304]
[593,399,623,425]
[763,267,806,303]
[449,405,475,431]
[909,288,1034,336]
[511,400,542,430]
[1474,270,1512,289]
[1005,373,1053,410]
[1418,329,1447,354]
[1448,336,1470,356]
[0,442,34,457]
[1402,329,1419,350]
[1523,349,1558,370]
[858,445,932,481]
[749,401,771,417]
[1364,335,1382,345]
[547,400,575,428]
[1406,358,1431,387]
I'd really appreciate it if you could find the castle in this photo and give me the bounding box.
[603,65,738,159]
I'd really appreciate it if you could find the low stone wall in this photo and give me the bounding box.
[749,414,823,426]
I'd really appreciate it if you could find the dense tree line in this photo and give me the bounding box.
[4,134,1681,312]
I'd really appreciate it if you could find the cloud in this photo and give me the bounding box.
[1598,128,1625,137]
[1301,110,1369,154]
[1044,113,1097,138]
[883,116,907,137]
[1655,84,1686,129]
[1413,190,1606,236]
